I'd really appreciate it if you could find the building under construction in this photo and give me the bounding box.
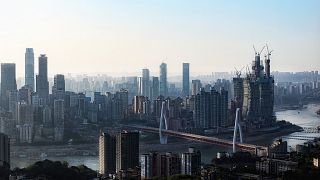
[235,46,275,129]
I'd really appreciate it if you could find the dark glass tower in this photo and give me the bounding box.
[1,63,17,111]
[36,54,49,105]
[182,63,190,96]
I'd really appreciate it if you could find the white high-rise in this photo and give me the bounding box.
[25,48,34,90]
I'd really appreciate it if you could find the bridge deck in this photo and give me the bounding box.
[124,125,263,152]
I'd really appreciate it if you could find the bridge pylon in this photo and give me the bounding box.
[233,108,243,153]
[159,101,168,144]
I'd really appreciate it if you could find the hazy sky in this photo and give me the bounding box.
[0,0,319,77]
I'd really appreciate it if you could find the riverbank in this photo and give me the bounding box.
[244,124,302,146]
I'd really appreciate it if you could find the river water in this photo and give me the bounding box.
[276,103,320,151]
[11,103,320,170]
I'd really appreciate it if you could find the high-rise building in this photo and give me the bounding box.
[99,131,116,175]
[142,69,150,98]
[0,63,17,111]
[8,90,18,121]
[220,88,228,127]
[116,131,139,172]
[151,76,159,102]
[191,80,202,96]
[141,154,152,179]
[182,63,190,96]
[19,85,32,105]
[153,95,165,118]
[194,88,228,128]
[242,51,275,128]
[160,152,181,177]
[159,63,167,97]
[181,147,201,176]
[17,101,34,125]
[36,54,49,105]
[0,133,10,168]
[140,151,181,179]
[133,96,150,115]
[25,48,34,90]
[52,74,66,92]
[54,99,64,141]
[0,115,15,142]
[52,74,65,99]
[42,106,52,127]
[114,89,129,120]
[233,77,244,108]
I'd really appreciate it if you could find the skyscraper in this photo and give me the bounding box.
[52,74,65,100]
[54,99,64,141]
[191,80,202,96]
[25,48,34,90]
[142,69,150,98]
[242,50,275,128]
[114,89,129,120]
[0,133,10,168]
[233,77,244,108]
[141,154,152,179]
[159,63,167,97]
[181,147,201,176]
[151,77,159,102]
[19,86,32,105]
[17,102,34,143]
[116,131,139,172]
[99,131,116,175]
[220,88,229,126]
[1,63,17,111]
[182,63,190,96]
[53,74,65,93]
[194,88,229,128]
[36,54,49,105]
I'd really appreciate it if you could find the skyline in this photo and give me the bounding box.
[0,0,319,77]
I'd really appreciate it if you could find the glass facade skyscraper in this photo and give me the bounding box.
[1,63,17,111]
[25,48,34,90]
[159,63,167,97]
[36,54,49,105]
[182,63,190,96]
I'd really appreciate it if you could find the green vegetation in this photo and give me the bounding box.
[11,159,97,180]
[152,174,200,180]
[283,152,320,180]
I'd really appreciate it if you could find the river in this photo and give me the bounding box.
[11,103,320,170]
[276,103,320,151]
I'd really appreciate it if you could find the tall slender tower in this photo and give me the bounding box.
[99,131,116,175]
[25,48,34,90]
[159,63,167,97]
[151,76,159,101]
[182,63,190,96]
[36,54,49,105]
[142,69,150,98]
[1,63,17,111]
